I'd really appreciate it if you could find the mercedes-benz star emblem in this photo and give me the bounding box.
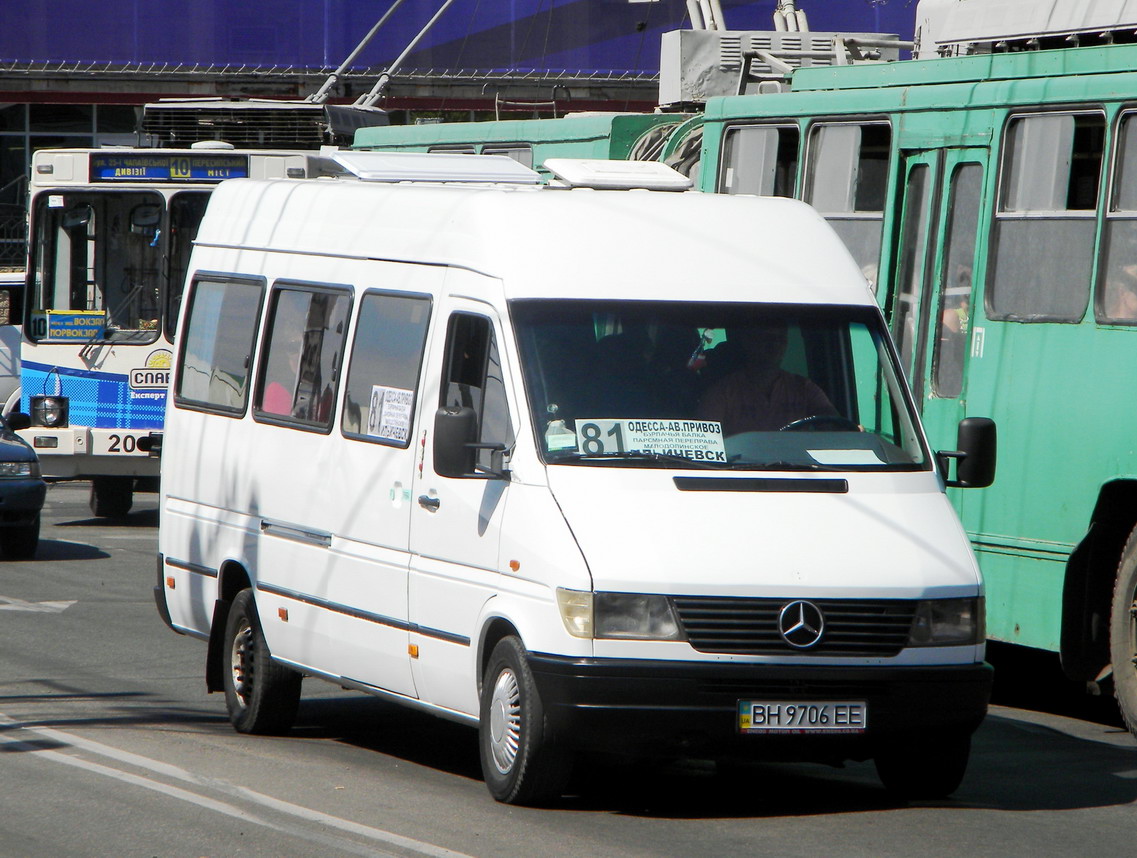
[778,600,825,649]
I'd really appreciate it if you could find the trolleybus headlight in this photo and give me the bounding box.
[556,589,684,641]
[31,395,69,428]
[907,597,984,647]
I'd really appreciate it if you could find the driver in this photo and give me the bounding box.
[697,323,837,434]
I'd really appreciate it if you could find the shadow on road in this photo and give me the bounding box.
[54,508,160,529]
[31,539,111,561]
[285,685,1137,818]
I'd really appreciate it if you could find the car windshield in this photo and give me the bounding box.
[511,300,929,471]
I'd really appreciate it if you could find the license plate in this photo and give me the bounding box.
[738,700,867,734]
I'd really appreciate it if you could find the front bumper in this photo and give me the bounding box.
[528,653,993,762]
[0,478,46,524]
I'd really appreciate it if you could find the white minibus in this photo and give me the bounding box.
[154,153,996,804]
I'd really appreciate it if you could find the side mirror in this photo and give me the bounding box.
[434,406,480,479]
[938,416,997,489]
[433,406,509,479]
[5,412,31,432]
[136,432,163,457]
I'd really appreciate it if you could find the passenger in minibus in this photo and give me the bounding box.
[698,323,835,434]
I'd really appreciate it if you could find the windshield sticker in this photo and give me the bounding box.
[808,449,885,466]
[367,385,414,443]
[576,419,727,462]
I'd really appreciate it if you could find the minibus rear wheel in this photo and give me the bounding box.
[479,636,572,805]
[1109,526,1137,737]
[222,589,301,735]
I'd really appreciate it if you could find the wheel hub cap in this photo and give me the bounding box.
[488,668,521,774]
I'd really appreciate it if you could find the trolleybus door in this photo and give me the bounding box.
[889,149,988,457]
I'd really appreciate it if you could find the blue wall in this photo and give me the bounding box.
[0,0,916,74]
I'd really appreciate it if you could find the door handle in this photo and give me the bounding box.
[418,495,440,512]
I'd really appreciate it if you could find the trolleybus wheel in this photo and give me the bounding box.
[1109,527,1137,737]
[222,588,301,735]
[89,476,133,518]
[874,732,971,799]
[479,636,572,805]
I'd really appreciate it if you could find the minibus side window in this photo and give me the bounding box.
[175,276,264,413]
[441,313,513,471]
[341,292,431,447]
[255,284,351,429]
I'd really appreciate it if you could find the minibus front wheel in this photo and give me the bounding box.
[479,636,572,804]
[873,731,971,799]
[222,589,301,735]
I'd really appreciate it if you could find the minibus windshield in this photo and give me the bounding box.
[511,300,929,471]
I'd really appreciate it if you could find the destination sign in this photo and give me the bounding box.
[89,153,250,183]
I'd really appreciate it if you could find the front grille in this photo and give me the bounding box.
[672,596,917,657]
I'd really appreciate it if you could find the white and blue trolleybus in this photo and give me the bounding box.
[20,145,325,515]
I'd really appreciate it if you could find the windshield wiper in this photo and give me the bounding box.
[551,450,728,469]
[731,459,846,472]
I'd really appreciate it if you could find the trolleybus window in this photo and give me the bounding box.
[482,145,534,168]
[804,122,891,285]
[341,292,431,447]
[934,164,982,398]
[166,192,210,338]
[29,191,165,343]
[990,112,1104,321]
[255,284,351,429]
[718,124,799,197]
[1099,111,1137,324]
[893,164,931,380]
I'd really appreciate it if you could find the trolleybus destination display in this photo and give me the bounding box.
[89,153,250,182]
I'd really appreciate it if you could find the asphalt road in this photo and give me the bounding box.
[1,481,1135,858]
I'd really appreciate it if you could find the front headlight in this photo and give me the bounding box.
[0,461,40,479]
[31,395,69,428]
[907,597,984,647]
[556,589,685,641]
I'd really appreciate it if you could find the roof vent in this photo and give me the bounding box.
[543,158,693,191]
[330,151,540,184]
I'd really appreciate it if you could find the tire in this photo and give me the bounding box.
[874,732,971,800]
[1110,527,1137,737]
[222,589,301,735]
[479,636,572,805]
[0,516,39,560]
[89,476,133,518]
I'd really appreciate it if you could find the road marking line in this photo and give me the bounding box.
[0,714,474,858]
[0,594,75,613]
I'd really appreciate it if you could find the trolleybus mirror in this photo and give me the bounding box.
[62,205,92,229]
[130,204,161,236]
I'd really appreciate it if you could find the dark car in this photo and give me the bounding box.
[0,413,46,558]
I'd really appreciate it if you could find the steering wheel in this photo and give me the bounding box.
[779,414,862,432]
